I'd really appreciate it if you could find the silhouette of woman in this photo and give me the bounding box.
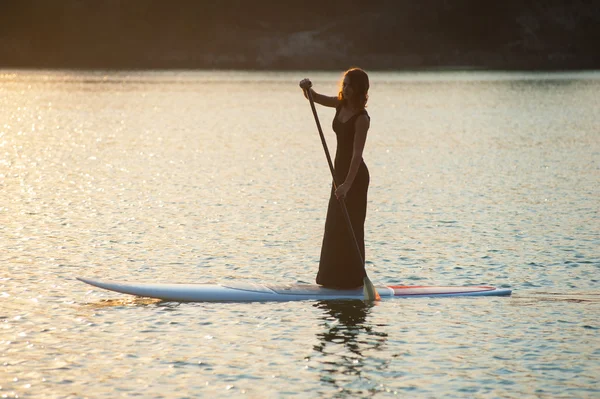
[300,68,371,289]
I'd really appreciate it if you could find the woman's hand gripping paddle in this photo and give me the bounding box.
[300,80,380,301]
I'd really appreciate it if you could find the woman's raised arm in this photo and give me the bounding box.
[299,78,340,108]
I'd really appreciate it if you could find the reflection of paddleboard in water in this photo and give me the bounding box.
[77,277,512,302]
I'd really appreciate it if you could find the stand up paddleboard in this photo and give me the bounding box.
[78,277,511,302]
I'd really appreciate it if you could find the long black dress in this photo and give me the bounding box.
[316,105,370,289]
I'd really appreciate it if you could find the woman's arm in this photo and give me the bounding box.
[307,89,340,108]
[299,78,340,108]
[335,114,370,199]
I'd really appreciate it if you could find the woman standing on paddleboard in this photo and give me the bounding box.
[300,68,371,289]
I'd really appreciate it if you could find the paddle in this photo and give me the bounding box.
[301,80,380,301]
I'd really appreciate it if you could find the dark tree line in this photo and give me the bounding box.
[0,0,598,69]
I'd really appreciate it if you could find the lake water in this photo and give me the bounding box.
[1,70,599,398]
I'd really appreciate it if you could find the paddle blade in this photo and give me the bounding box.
[363,276,381,301]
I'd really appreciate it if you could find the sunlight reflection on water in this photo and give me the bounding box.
[0,70,598,398]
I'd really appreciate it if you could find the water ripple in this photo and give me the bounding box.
[1,70,599,398]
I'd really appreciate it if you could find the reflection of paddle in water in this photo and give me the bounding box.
[309,300,388,394]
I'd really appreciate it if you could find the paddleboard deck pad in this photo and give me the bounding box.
[78,277,511,302]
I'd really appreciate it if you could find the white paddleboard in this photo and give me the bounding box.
[78,277,512,302]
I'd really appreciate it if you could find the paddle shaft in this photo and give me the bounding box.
[304,88,367,277]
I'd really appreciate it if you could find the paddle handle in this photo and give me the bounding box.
[302,85,366,275]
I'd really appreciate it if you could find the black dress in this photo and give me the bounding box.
[316,105,370,289]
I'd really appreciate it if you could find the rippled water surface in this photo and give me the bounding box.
[1,70,599,398]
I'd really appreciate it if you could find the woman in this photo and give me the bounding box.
[299,68,371,289]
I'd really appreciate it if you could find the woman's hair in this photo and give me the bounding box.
[338,67,369,109]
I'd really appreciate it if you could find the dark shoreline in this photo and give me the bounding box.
[2,0,598,71]
[2,66,598,73]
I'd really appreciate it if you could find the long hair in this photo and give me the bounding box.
[338,67,369,109]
